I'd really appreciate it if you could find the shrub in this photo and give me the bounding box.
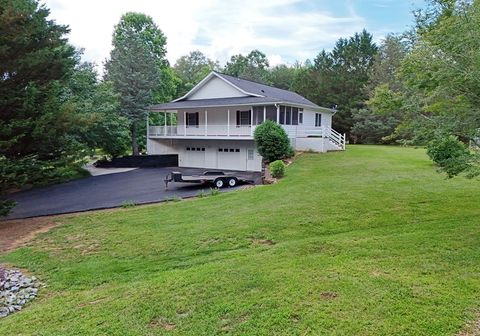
[426,135,472,178]
[270,160,286,178]
[209,188,220,196]
[254,120,292,162]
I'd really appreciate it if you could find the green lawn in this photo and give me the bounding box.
[1,146,480,335]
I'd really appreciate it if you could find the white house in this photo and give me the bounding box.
[147,71,345,172]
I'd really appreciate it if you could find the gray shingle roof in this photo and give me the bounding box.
[215,72,319,108]
[150,71,327,111]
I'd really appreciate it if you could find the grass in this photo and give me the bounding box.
[1,145,480,335]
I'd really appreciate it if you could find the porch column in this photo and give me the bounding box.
[250,106,254,136]
[276,105,280,123]
[164,111,167,136]
[184,111,187,136]
[227,109,230,136]
[205,110,208,136]
[263,106,266,122]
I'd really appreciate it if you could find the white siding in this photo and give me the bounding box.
[187,77,247,100]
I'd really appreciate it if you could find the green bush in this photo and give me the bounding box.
[254,120,292,162]
[269,160,286,178]
[426,135,472,178]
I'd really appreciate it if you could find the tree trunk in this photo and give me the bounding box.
[131,122,139,156]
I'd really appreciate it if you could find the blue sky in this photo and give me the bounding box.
[43,0,424,71]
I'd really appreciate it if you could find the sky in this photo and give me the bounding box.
[42,0,424,72]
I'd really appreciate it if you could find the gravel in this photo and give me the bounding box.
[0,266,41,318]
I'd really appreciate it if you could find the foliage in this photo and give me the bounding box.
[209,188,220,196]
[269,160,285,178]
[121,200,136,208]
[426,135,476,178]
[307,30,378,135]
[2,147,480,335]
[174,50,218,96]
[253,120,292,162]
[0,0,77,160]
[0,200,16,217]
[268,64,296,90]
[105,12,168,155]
[224,49,270,83]
[367,34,409,92]
[351,108,400,144]
[63,63,130,158]
[351,84,405,144]
[396,0,480,175]
[0,0,88,215]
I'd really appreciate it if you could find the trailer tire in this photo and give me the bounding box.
[214,178,225,188]
[227,177,237,187]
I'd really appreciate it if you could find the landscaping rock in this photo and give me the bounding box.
[0,266,40,319]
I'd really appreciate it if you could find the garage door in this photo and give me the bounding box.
[217,147,246,171]
[183,146,206,168]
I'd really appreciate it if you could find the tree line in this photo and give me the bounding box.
[1,0,478,215]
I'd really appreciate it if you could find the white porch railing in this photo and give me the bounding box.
[148,125,253,137]
[148,124,346,150]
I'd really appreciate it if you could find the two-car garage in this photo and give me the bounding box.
[147,138,263,172]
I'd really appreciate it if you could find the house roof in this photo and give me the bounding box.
[150,71,333,112]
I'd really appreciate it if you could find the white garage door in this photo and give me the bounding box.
[184,146,206,168]
[217,147,245,171]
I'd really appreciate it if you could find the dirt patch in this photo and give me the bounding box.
[149,317,176,330]
[0,216,65,253]
[251,239,275,246]
[458,313,480,336]
[320,291,338,300]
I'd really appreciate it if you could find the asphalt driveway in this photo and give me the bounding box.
[5,167,261,220]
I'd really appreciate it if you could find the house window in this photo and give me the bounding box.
[266,105,277,121]
[279,106,298,125]
[292,107,299,125]
[219,148,240,153]
[253,106,264,125]
[279,106,285,124]
[186,112,199,127]
[298,112,303,124]
[247,149,254,160]
[285,106,292,125]
[315,113,322,127]
[236,110,251,126]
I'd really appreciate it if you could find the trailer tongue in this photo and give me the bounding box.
[164,171,242,189]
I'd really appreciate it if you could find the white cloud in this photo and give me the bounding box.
[42,0,372,72]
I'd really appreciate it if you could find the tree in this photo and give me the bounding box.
[310,30,378,135]
[105,12,168,155]
[0,0,80,215]
[350,35,408,144]
[224,50,270,83]
[0,0,77,160]
[174,50,218,96]
[253,120,292,162]
[396,0,480,176]
[64,62,130,157]
[367,34,409,92]
[269,64,296,90]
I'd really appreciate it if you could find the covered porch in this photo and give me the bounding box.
[147,104,321,138]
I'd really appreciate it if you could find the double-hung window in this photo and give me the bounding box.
[315,113,322,127]
[236,110,251,126]
[186,112,199,127]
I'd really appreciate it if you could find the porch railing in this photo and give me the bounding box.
[148,124,346,150]
[148,125,253,137]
